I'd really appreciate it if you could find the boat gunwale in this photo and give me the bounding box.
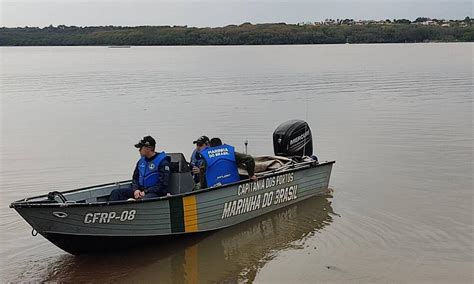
[9,160,335,209]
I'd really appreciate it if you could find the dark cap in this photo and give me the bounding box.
[134,136,156,148]
[193,135,209,145]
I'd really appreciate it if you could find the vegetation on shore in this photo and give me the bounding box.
[0,17,472,46]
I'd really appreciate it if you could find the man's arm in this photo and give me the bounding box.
[235,152,256,178]
[144,160,171,195]
[191,151,202,182]
[199,159,207,189]
[131,162,140,191]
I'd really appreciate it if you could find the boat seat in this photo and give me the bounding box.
[167,153,191,173]
[167,153,195,195]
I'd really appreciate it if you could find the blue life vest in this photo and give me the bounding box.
[201,144,240,187]
[137,152,169,188]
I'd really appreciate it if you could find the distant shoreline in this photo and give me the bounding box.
[0,42,471,48]
[1,20,472,46]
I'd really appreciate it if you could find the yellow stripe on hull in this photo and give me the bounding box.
[183,195,199,232]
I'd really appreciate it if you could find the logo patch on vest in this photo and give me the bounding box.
[149,163,156,170]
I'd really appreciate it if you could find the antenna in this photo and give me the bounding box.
[303,91,309,157]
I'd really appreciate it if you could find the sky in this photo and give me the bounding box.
[1,0,472,27]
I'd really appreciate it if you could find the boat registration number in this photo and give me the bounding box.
[84,210,136,224]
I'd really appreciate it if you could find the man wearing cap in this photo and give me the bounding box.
[199,137,257,188]
[190,136,209,189]
[109,136,172,201]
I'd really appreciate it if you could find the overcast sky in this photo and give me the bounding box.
[1,0,471,27]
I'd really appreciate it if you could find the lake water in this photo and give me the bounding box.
[0,43,472,283]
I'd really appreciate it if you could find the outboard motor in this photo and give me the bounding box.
[273,120,313,158]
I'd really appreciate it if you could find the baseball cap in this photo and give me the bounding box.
[193,135,209,145]
[134,136,156,148]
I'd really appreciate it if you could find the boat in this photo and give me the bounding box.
[107,45,131,48]
[10,120,335,255]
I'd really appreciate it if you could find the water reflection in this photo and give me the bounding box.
[39,196,334,283]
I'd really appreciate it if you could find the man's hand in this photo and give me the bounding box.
[166,193,172,197]
[192,166,200,175]
[134,190,145,199]
[250,175,257,181]
[133,190,141,199]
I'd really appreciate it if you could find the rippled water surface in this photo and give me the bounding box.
[1,44,472,283]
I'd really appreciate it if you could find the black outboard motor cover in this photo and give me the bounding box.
[273,120,313,157]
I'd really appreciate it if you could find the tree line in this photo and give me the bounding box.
[0,21,472,46]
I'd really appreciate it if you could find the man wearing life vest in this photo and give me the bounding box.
[109,136,171,201]
[190,135,209,188]
[199,137,257,188]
